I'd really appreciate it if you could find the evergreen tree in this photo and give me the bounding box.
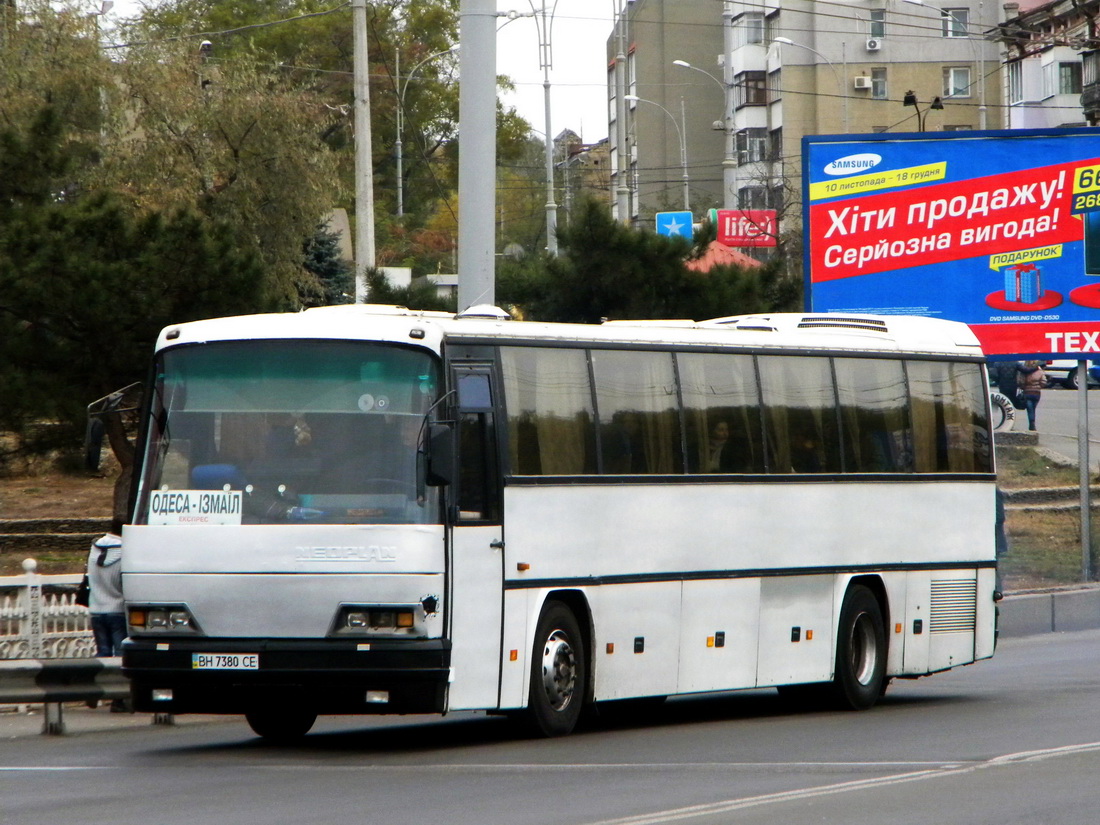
[0,108,269,466]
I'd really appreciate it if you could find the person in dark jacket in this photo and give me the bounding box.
[1017,361,1045,431]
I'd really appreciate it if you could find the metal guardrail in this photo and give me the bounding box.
[0,558,140,734]
[0,657,129,734]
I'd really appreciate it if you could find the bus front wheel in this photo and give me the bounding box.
[832,585,887,711]
[526,601,586,737]
[245,706,317,742]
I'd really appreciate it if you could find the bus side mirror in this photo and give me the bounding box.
[425,424,454,487]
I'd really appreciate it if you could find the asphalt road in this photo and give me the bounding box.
[1025,385,1100,470]
[4,629,1100,825]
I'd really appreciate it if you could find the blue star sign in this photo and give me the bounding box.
[655,211,694,238]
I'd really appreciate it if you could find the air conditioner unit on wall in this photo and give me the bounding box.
[866,38,882,51]
[853,76,872,90]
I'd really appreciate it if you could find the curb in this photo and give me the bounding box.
[999,585,1100,637]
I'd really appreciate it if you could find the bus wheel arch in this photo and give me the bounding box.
[525,592,590,737]
[832,580,888,710]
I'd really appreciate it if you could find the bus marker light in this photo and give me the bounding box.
[157,643,170,651]
[509,650,518,661]
[366,691,390,704]
[895,623,903,634]
[357,644,371,651]
[707,636,714,648]
[152,689,173,702]
[806,630,813,641]
[606,643,615,654]
[715,632,725,648]
[634,637,645,654]
[517,563,530,571]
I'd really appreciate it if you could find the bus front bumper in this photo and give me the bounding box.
[121,637,451,715]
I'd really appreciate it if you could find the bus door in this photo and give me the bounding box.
[444,362,505,710]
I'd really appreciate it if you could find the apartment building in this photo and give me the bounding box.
[608,0,1002,231]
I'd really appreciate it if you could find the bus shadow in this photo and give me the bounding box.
[164,686,977,757]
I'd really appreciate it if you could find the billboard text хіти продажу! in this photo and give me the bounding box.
[802,129,1100,357]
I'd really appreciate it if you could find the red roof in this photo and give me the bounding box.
[685,241,764,272]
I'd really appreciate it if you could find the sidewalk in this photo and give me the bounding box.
[0,702,228,739]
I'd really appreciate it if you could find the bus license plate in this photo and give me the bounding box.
[192,653,259,670]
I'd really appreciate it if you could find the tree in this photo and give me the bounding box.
[497,196,801,323]
[302,224,354,307]
[94,40,345,305]
[0,103,270,480]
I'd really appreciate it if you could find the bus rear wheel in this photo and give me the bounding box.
[245,706,317,742]
[526,601,586,737]
[832,584,886,710]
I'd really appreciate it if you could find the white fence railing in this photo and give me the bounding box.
[0,560,95,659]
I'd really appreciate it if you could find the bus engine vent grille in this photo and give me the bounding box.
[929,579,978,633]
[797,316,890,333]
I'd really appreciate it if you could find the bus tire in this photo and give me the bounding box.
[526,601,585,737]
[245,707,317,742]
[832,585,886,711]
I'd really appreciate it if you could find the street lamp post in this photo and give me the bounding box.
[396,45,457,218]
[529,0,560,256]
[902,0,987,130]
[902,89,944,131]
[773,37,847,133]
[672,59,735,210]
[625,94,690,211]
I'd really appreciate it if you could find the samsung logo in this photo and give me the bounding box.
[824,153,882,176]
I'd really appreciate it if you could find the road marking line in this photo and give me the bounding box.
[583,741,1100,825]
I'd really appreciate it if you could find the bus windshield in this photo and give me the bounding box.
[133,340,441,526]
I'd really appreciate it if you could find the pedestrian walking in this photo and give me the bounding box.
[1017,361,1045,431]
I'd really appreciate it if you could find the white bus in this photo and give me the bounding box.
[121,305,998,740]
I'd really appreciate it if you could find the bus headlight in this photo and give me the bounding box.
[128,605,201,635]
[331,604,419,636]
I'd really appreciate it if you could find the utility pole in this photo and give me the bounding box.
[352,0,375,303]
[457,0,497,310]
[614,1,631,224]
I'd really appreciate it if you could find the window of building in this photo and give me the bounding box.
[872,125,889,133]
[943,124,973,131]
[869,9,886,39]
[735,71,767,108]
[941,8,969,37]
[769,127,783,162]
[768,68,782,102]
[738,185,768,209]
[871,67,888,100]
[769,183,784,212]
[1007,60,1024,104]
[736,12,765,47]
[1085,51,1100,88]
[765,10,781,44]
[736,128,768,164]
[1049,61,1083,95]
[944,66,971,97]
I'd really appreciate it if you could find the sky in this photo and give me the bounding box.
[494,1,614,143]
[102,0,614,143]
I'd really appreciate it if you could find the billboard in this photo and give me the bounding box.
[802,129,1100,357]
[714,209,777,247]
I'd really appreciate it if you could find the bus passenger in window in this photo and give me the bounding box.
[790,434,822,473]
[708,420,732,472]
